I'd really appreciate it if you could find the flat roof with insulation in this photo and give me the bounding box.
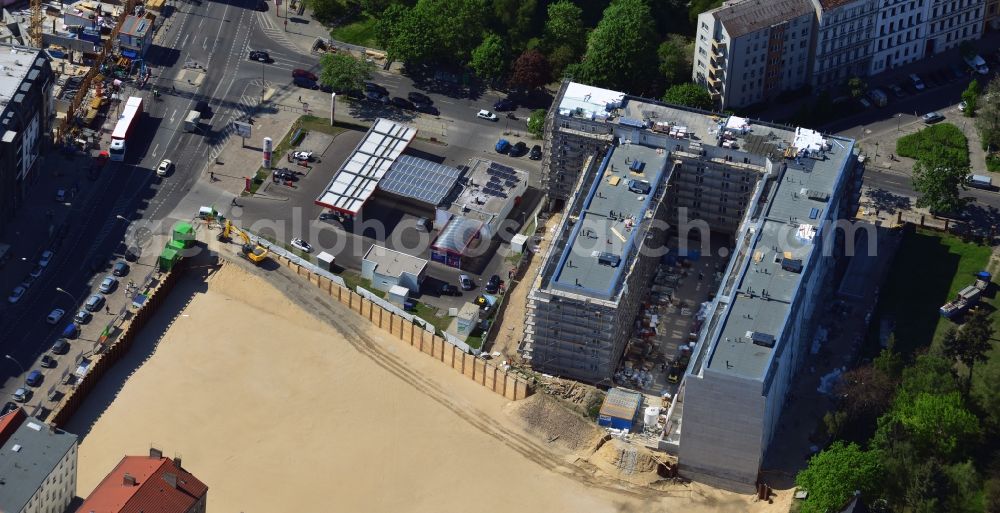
[316,119,416,215]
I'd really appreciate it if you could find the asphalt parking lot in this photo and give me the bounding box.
[235,126,543,313]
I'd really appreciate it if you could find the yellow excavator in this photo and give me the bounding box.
[218,219,268,264]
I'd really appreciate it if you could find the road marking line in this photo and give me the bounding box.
[203,37,209,50]
[152,143,159,157]
[181,34,189,47]
[198,18,204,29]
[611,227,626,242]
[170,109,177,123]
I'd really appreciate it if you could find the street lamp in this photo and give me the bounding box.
[55,287,79,306]
[896,113,902,131]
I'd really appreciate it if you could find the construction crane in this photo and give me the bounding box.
[217,220,269,264]
[29,0,41,47]
[56,0,139,142]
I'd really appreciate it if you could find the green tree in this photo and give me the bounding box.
[377,0,485,65]
[306,0,348,24]
[986,477,1000,513]
[976,77,1000,151]
[835,365,896,428]
[943,460,982,513]
[358,0,395,16]
[961,79,980,117]
[373,3,407,50]
[896,354,959,405]
[880,392,980,458]
[795,441,881,513]
[575,0,658,93]
[491,0,539,51]
[873,336,905,380]
[547,44,578,77]
[657,34,693,89]
[663,83,714,110]
[543,0,586,54]
[688,0,723,24]
[470,33,507,82]
[318,53,374,93]
[943,310,994,396]
[912,145,971,214]
[848,77,868,99]
[527,108,546,137]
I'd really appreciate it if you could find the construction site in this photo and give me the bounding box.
[0,0,159,152]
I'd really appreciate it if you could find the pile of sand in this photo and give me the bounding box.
[68,262,767,513]
[585,437,667,487]
[506,393,604,452]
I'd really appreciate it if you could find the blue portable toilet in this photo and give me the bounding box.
[495,139,510,153]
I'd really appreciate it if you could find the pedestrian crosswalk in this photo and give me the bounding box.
[255,11,300,54]
[208,92,260,161]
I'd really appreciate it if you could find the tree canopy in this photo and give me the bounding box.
[470,33,507,82]
[376,0,485,65]
[795,441,881,513]
[509,49,552,90]
[574,0,658,94]
[911,144,971,214]
[663,82,714,110]
[318,53,373,93]
[943,310,994,396]
[527,108,547,137]
[976,77,1000,152]
[657,35,693,89]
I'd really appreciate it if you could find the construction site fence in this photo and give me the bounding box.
[270,252,533,401]
[48,261,185,428]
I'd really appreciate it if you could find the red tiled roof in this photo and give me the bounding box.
[0,408,26,446]
[77,455,208,513]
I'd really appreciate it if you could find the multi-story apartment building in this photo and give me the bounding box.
[809,0,878,87]
[533,81,861,489]
[0,44,54,221]
[987,0,1000,30]
[0,408,79,513]
[869,0,928,73]
[692,0,816,109]
[923,0,985,55]
[696,0,989,97]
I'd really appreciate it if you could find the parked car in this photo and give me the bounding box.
[493,98,515,111]
[12,387,29,402]
[51,338,70,355]
[407,92,432,105]
[249,50,270,62]
[99,276,118,294]
[510,141,528,157]
[1,401,17,414]
[84,293,105,312]
[60,322,79,339]
[495,139,511,154]
[529,144,542,160]
[292,69,318,81]
[921,112,945,124]
[391,97,415,110]
[950,63,967,79]
[908,73,926,91]
[25,370,43,387]
[415,103,439,115]
[959,100,967,112]
[291,151,314,161]
[888,83,906,98]
[74,309,92,324]
[156,159,172,177]
[293,76,318,89]
[858,97,872,109]
[7,285,25,304]
[29,265,44,279]
[290,238,313,253]
[55,188,66,202]
[39,250,54,267]
[40,355,56,368]
[319,212,338,221]
[112,261,130,277]
[459,274,475,290]
[439,284,459,296]
[364,82,388,96]
[485,274,502,293]
[477,109,498,121]
[964,54,990,75]
[46,308,65,325]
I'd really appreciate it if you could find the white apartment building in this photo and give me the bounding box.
[923,0,986,55]
[809,0,879,88]
[693,0,816,109]
[870,0,928,73]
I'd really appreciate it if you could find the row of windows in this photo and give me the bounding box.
[928,8,982,33]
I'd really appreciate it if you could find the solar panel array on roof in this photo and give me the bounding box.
[316,119,417,214]
[380,155,462,206]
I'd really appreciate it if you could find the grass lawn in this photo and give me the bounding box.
[874,228,992,355]
[247,116,357,194]
[410,302,451,333]
[330,17,378,48]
